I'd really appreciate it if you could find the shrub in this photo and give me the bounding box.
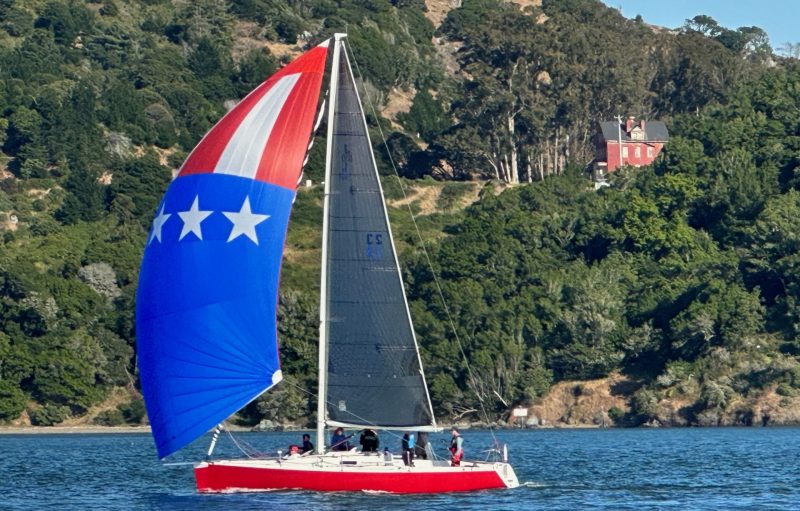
[119,399,146,424]
[700,381,732,409]
[438,183,472,211]
[630,388,659,422]
[28,404,70,426]
[93,409,124,426]
[0,380,26,421]
[608,406,625,425]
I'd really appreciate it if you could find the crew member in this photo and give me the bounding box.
[301,433,314,454]
[449,427,463,467]
[330,427,351,451]
[359,428,379,452]
[286,444,301,458]
[402,432,415,466]
[414,431,429,460]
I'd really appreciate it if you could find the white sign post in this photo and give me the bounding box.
[511,407,528,427]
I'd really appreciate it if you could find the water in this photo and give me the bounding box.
[2,428,798,510]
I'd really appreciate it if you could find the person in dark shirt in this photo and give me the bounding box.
[301,433,314,454]
[330,427,351,451]
[359,428,379,452]
[414,431,428,460]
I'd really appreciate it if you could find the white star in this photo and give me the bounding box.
[177,196,213,241]
[149,205,171,244]
[223,196,269,244]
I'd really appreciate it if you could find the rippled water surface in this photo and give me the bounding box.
[2,427,799,510]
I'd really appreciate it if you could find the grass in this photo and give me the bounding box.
[437,181,476,211]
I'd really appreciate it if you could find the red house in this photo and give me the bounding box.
[594,116,668,180]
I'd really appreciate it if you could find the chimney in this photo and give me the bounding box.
[640,119,646,131]
[625,116,635,134]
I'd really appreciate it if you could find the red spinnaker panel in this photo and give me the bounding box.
[179,42,329,190]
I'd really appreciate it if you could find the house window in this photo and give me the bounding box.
[647,146,654,158]
[622,146,628,158]
[635,146,641,158]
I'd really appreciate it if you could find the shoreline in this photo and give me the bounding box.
[0,424,588,435]
[4,422,799,435]
[0,425,153,435]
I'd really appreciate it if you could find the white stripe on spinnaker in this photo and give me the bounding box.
[215,73,301,179]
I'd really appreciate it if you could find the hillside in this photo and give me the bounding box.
[2,0,800,429]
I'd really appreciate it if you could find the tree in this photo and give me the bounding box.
[233,48,277,98]
[56,164,105,223]
[108,151,172,227]
[0,379,26,421]
[742,190,800,333]
[30,330,106,413]
[398,89,450,143]
[683,15,721,37]
[778,43,800,59]
[34,1,94,46]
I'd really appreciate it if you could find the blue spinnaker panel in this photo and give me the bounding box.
[137,174,294,458]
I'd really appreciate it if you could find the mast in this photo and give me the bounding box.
[317,33,345,454]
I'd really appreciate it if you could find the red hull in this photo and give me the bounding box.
[195,462,512,493]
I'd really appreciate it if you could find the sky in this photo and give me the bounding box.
[600,0,797,49]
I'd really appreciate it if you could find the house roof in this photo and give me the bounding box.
[599,121,669,142]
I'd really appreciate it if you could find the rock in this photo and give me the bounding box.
[695,409,722,427]
[592,411,608,426]
[252,419,281,432]
[525,415,540,428]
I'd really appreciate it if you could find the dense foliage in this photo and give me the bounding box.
[0,0,799,428]
[409,56,800,425]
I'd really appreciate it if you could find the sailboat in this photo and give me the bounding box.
[136,34,519,494]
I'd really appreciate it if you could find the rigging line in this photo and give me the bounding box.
[344,42,500,443]
[223,426,259,458]
[221,424,277,459]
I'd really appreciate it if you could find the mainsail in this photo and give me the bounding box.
[320,42,436,430]
[137,42,329,459]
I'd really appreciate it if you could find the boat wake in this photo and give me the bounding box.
[520,481,547,488]
[212,487,282,494]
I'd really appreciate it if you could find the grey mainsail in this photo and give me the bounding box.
[319,40,436,431]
